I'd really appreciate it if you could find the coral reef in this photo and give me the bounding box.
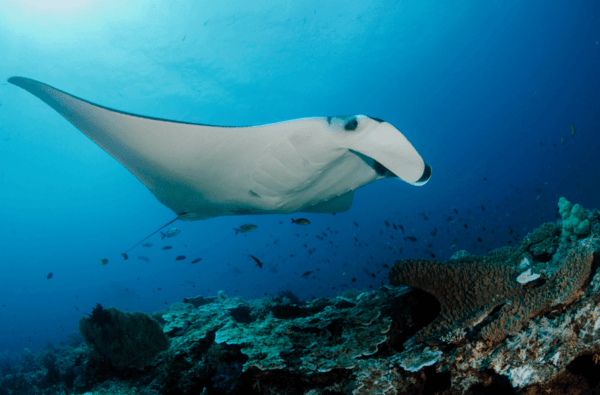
[2,200,600,394]
[389,238,593,345]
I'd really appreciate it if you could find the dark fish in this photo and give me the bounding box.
[430,253,436,258]
[430,228,437,236]
[381,264,390,268]
[351,277,357,283]
[301,271,312,278]
[100,258,109,266]
[46,272,53,280]
[142,243,153,247]
[250,255,263,268]
[392,224,398,230]
[291,218,311,225]
[481,205,485,211]
[407,236,417,242]
[234,224,258,234]
[463,224,468,229]
[175,255,186,261]
[191,258,202,264]
[121,253,128,260]
[483,177,488,181]
[138,256,150,263]
[385,220,390,227]
[453,207,458,214]
[162,246,173,250]
[353,221,359,227]
[477,237,483,242]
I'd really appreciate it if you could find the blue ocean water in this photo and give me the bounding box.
[0,0,598,356]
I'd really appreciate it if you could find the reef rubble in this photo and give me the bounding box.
[1,198,600,394]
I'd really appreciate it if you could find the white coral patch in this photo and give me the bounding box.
[552,352,560,366]
[594,317,600,331]
[517,269,540,284]
[509,365,534,387]
[519,257,530,269]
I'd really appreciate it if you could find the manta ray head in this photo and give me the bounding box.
[325,114,432,186]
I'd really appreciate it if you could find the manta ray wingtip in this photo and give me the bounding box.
[8,76,27,86]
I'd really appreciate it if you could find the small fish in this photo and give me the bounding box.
[161,228,180,239]
[301,271,313,278]
[483,177,488,181]
[385,220,390,227]
[175,255,186,261]
[453,207,458,214]
[353,221,359,227]
[398,224,405,233]
[121,253,128,260]
[138,256,150,263]
[291,218,311,225]
[46,272,53,280]
[381,264,390,268]
[191,258,202,264]
[234,224,258,234]
[162,246,173,250]
[100,258,109,266]
[249,255,263,268]
[570,123,575,136]
[407,236,417,242]
[351,277,357,283]
[142,243,153,247]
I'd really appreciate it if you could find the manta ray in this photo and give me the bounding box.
[9,77,431,248]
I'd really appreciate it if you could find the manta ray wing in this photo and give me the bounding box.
[9,77,431,221]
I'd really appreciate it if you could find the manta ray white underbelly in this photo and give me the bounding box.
[9,77,431,221]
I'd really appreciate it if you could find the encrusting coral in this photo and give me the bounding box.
[389,233,593,345]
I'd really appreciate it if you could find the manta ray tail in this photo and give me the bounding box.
[124,217,179,253]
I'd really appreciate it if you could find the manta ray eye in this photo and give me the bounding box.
[344,117,358,131]
[326,115,360,131]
